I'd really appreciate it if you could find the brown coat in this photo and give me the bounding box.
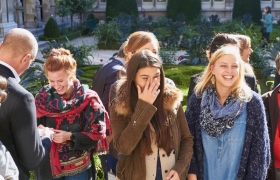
[109,79,193,180]
[262,84,280,180]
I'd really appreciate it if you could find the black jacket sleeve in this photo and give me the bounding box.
[11,92,50,170]
[187,73,202,101]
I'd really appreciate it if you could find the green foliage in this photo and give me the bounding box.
[41,39,94,69]
[44,17,60,38]
[187,18,213,65]
[216,19,248,33]
[260,38,280,78]
[166,0,201,22]
[183,0,201,23]
[209,14,220,26]
[40,28,88,42]
[232,0,261,24]
[166,0,180,21]
[114,14,138,41]
[105,0,138,22]
[93,21,122,49]
[20,59,47,96]
[57,0,96,26]
[159,44,179,65]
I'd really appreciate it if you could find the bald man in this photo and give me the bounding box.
[0,28,51,180]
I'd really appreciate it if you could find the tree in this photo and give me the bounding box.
[166,0,201,22]
[233,0,261,23]
[44,16,60,38]
[166,0,180,20]
[56,0,96,27]
[105,0,138,22]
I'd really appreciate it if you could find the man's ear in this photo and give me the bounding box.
[20,54,31,64]
[277,68,280,76]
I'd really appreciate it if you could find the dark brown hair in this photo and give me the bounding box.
[207,33,239,58]
[125,49,173,156]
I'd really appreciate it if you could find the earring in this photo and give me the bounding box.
[211,75,215,85]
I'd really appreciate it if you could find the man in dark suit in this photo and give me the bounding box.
[0,28,51,180]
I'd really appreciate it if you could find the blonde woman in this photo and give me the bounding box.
[186,46,270,180]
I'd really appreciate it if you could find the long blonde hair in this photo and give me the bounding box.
[195,45,252,101]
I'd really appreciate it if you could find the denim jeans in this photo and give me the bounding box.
[53,170,88,180]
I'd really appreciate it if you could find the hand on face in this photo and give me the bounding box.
[137,77,160,104]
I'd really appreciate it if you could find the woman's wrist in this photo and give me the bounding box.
[68,132,73,141]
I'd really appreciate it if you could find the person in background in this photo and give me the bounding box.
[122,31,175,87]
[0,75,18,180]
[91,43,126,179]
[94,31,176,179]
[233,34,255,75]
[187,33,258,101]
[262,53,280,180]
[0,28,51,180]
[260,6,273,47]
[34,48,110,180]
[110,49,193,180]
[186,45,270,180]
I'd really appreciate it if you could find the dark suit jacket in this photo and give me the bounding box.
[262,84,280,180]
[187,72,259,101]
[0,64,50,180]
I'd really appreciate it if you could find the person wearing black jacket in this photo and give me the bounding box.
[91,43,126,180]
[0,28,51,180]
[187,34,258,100]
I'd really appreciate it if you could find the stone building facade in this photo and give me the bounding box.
[1,0,280,39]
[93,0,280,22]
[0,0,55,38]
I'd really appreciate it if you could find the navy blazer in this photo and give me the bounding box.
[91,58,125,111]
[0,64,50,180]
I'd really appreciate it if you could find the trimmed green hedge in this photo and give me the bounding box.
[105,0,138,22]
[44,17,60,38]
[39,29,89,42]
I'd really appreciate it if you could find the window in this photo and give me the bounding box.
[100,0,106,2]
[214,0,223,1]
[157,0,166,1]
[143,0,153,2]
[201,0,210,1]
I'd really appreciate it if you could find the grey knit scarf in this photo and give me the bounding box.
[200,86,245,137]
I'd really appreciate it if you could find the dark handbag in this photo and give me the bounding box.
[260,27,267,33]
